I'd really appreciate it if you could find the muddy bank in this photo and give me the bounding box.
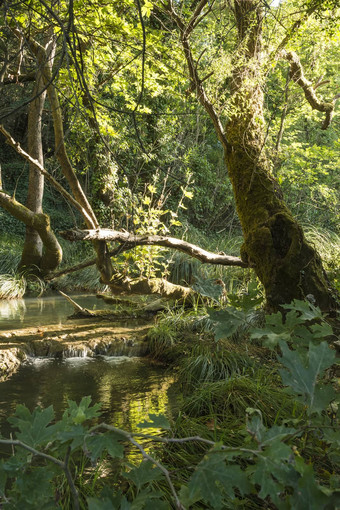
[0,319,152,380]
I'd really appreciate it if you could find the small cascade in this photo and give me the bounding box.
[16,336,148,360]
[62,346,90,358]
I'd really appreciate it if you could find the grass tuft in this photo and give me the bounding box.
[177,343,254,388]
[0,272,26,299]
[182,369,299,426]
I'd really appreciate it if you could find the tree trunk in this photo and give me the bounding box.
[19,34,61,272]
[224,0,337,313]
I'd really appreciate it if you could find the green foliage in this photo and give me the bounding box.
[250,299,333,349]
[0,301,339,509]
[279,341,336,415]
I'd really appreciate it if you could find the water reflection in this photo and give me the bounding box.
[0,294,115,331]
[0,356,175,451]
[0,298,26,322]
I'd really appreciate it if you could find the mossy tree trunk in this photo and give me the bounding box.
[224,0,336,313]
[170,0,338,313]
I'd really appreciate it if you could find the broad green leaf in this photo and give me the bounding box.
[86,432,124,462]
[209,308,247,340]
[130,489,170,509]
[251,441,295,505]
[251,328,290,348]
[179,484,201,507]
[309,321,334,338]
[123,460,163,490]
[323,428,340,447]
[192,277,223,302]
[278,341,335,413]
[66,396,101,424]
[8,405,55,447]
[281,300,323,321]
[288,459,330,509]
[260,425,297,446]
[88,489,126,509]
[137,413,170,430]
[188,452,251,508]
[246,414,266,443]
[88,497,115,510]
[55,423,87,450]
[312,384,337,415]
[247,415,296,446]
[13,466,56,506]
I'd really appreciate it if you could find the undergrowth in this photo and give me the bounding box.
[0,299,338,509]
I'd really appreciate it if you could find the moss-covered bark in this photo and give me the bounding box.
[224,0,338,313]
[0,192,62,271]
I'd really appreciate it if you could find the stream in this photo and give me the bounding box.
[0,294,115,330]
[0,295,176,454]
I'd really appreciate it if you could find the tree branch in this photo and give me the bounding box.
[0,439,79,510]
[281,50,338,130]
[2,71,36,84]
[0,190,62,270]
[166,1,230,153]
[59,228,248,268]
[45,244,129,280]
[0,125,94,226]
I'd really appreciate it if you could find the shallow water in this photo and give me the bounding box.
[0,356,175,454]
[0,294,115,331]
[0,295,176,456]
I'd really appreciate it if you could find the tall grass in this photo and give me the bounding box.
[0,234,22,274]
[181,369,300,425]
[0,272,26,299]
[177,343,254,388]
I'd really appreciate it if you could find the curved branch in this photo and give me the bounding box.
[60,228,248,268]
[0,191,62,271]
[281,50,338,130]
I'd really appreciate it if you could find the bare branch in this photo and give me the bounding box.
[45,244,129,280]
[165,1,229,152]
[314,78,330,90]
[2,71,36,84]
[60,228,248,268]
[281,50,338,130]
